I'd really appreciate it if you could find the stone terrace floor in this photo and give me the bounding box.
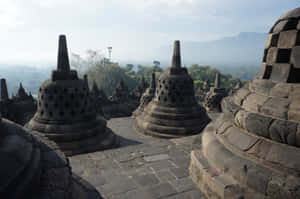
[69,113,220,199]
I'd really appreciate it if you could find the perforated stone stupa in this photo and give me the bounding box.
[204,72,227,112]
[0,104,103,198]
[0,79,36,125]
[133,72,156,117]
[26,35,119,156]
[190,7,300,199]
[134,40,210,138]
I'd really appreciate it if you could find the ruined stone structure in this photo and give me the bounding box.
[132,72,156,117]
[110,79,129,102]
[134,40,210,138]
[228,79,242,96]
[190,7,300,199]
[0,104,103,198]
[26,35,119,156]
[132,75,149,100]
[0,79,36,125]
[103,79,138,118]
[204,72,227,112]
[195,80,210,106]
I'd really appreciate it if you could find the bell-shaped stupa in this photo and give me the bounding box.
[0,103,103,198]
[204,72,227,112]
[133,72,156,117]
[26,35,119,156]
[134,40,210,138]
[190,7,300,199]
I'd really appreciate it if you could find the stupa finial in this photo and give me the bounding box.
[171,40,181,68]
[57,35,70,72]
[215,72,220,88]
[150,72,156,89]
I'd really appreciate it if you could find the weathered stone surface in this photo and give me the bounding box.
[26,35,119,156]
[269,64,291,82]
[266,47,278,64]
[134,40,210,138]
[242,93,269,112]
[204,73,227,112]
[269,120,298,145]
[0,116,102,199]
[269,83,292,98]
[278,30,298,48]
[261,97,289,119]
[190,7,300,199]
[245,113,273,138]
[291,46,300,68]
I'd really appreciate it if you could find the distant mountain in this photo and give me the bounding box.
[0,65,53,95]
[153,32,268,68]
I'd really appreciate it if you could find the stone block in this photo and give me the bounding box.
[291,46,300,68]
[211,174,242,199]
[234,110,248,129]
[272,20,288,33]
[234,89,251,105]
[269,64,291,83]
[247,139,272,160]
[278,30,298,48]
[261,97,289,119]
[266,141,300,171]
[242,93,269,112]
[269,83,292,98]
[245,113,273,138]
[216,121,233,135]
[269,119,298,145]
[223,127,259,151]
[132,173,160,187]
[246,165,271,195]
[266,47,278,64]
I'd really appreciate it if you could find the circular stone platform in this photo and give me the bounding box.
[189,7,300,199]
[26,35,119,156]
[134,41,210,138]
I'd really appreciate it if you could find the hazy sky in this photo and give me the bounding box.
[0,0,298,66]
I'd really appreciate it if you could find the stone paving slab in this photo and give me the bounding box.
[69,115,219,199]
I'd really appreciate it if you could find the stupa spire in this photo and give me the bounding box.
[150,72,156,89]
[171,40,181,68]
[214,72,220,88]
[0,78,9,101]
[57,35,70,72]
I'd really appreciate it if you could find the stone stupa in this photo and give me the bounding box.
[204,72,227,112]
[0,102,103,198]
[133,72,156,117]
[134,40,210,138]
[0,79,36,125]
[26,35,119,156]
[190,7,300,199]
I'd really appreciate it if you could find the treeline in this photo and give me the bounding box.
[84,61,245,96]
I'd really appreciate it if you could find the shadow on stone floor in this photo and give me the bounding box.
[118,135,143,147]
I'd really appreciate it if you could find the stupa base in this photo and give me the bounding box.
[189,118,300,199]
[26,117,119,156]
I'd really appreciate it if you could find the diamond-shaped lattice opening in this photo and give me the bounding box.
[276,49,291,63]
[283,19,299,31]
[287,65,300,83]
